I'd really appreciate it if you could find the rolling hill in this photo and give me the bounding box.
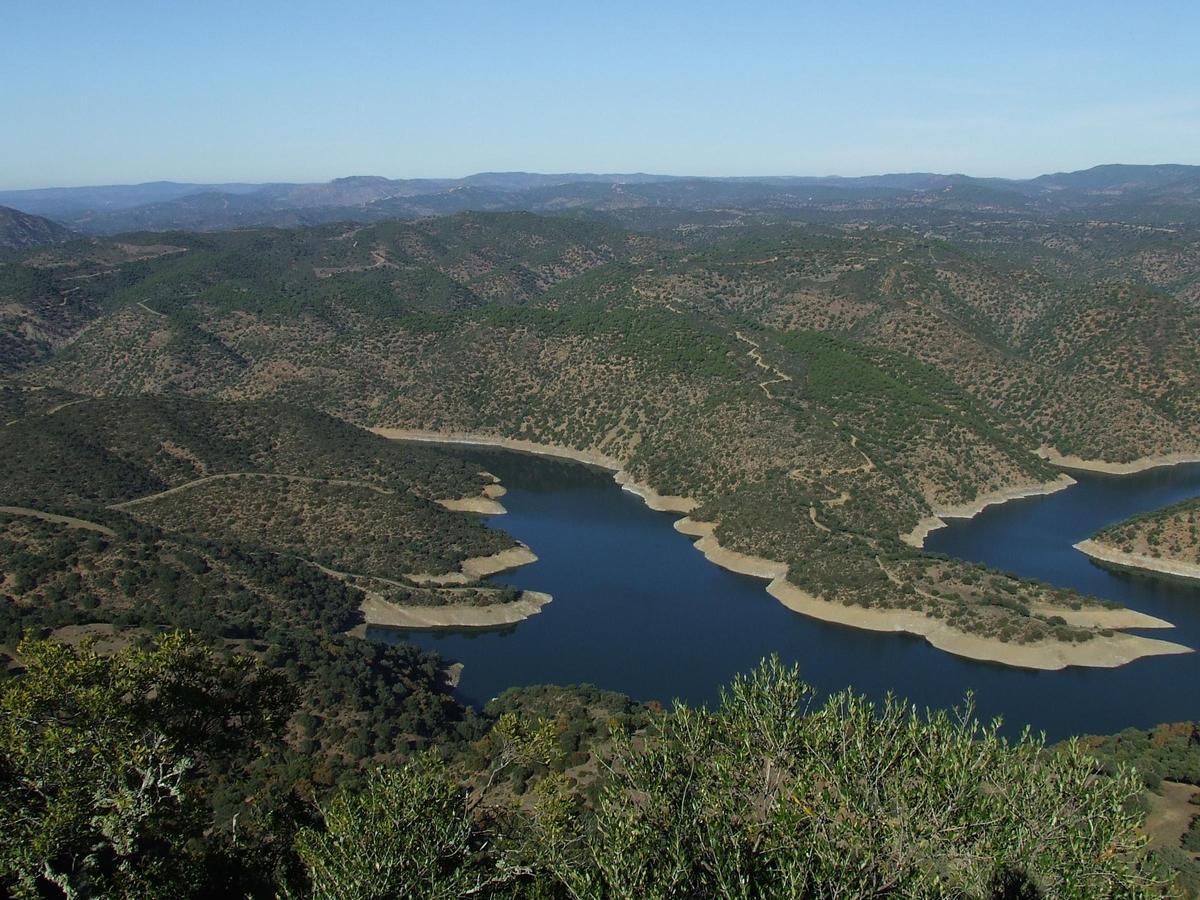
[4,209,1197,667]
[0,206,76,251]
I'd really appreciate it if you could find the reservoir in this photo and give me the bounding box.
[372,448,1200,741]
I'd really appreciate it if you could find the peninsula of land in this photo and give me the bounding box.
[1076,494,1200,585]
[1075,540,1200,585]
[360,589,553,631]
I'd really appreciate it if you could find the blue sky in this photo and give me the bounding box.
[2,0,1198,188]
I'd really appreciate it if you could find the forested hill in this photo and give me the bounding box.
[2,210,1199,662]
[2,201,1200,893]
[0,205,75,251]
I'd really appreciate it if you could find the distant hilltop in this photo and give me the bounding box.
[1,163,1198,237]
[0,205,78,250]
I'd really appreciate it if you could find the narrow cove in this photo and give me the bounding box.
[370,446,1200,741]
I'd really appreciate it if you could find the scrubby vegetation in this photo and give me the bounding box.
[1083,722,1200,791]
[1079,723,1200,894]
[125,475,511,579]
[0,644,1172,898]
[1,205,1199,892]
[0,513,482,776]
[0,395,520,591]
[0,395,500,509]
[6,210,1195,648]
[1093,497,1200,566]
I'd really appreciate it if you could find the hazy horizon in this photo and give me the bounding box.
[4,161,1200,196]
[3,1,1198,190]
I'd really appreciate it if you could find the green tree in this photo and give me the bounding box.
[0,632,292,899]
[294,758,479,900]
[538,657,1164,899]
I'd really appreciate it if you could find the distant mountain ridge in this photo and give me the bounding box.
[1,164,1197,234]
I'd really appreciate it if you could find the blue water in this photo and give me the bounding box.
[372,449,1200,740]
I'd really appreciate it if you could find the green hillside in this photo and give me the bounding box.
[5,213,1197,648]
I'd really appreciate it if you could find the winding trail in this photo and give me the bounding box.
[111,471,395,510]
[734,331,792,399]
[5,397,87,428]
[837,432,877,474]
[0,506,115,537]
[314,246,395,278]
[46,399,86,416]
[300,557,410,591]
[876,556,906,587]
[733,334,876,530]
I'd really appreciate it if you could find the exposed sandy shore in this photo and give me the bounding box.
[305,553,550,632]
[677,516,1188,669]
[1075,539,1200,585]
[901,474,1077,549]
[901,516,946,549]
[361,589,552,630]
[438,496,508,514]
[463,545,539,579]
[766,577,1189,669]
[1028,602,1175,630]
[934,473,1078,520]
[1037,446,1200,475]
[408,544,539,585]
[436,480,509,515]
[674,518,787,579]
[375,428,1188,670]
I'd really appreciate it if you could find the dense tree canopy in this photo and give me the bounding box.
[0,634,291,898]
[1,644,1170,897]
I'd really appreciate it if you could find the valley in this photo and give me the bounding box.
[8,0,1200,890]
[5,168,1200,894]
[4,205,1198,668]
[383,444,1200,740]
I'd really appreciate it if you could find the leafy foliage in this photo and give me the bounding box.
[294,759,482,900]
[0,640,1174,898]
[0,633,290,898]
[1080,722,1200,791]
[292,659,1165,899]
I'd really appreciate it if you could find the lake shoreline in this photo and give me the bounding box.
[1037,447,1200,476]
[902,474,1078,549]
[1075,539,1200,586]
[673,517,1187,670]
[375,427,1188,671]
[371,428,696,513]
[407,544,540,585]
[903,448,1200,549]
[437,481,509,515]
[361,589,553,630]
